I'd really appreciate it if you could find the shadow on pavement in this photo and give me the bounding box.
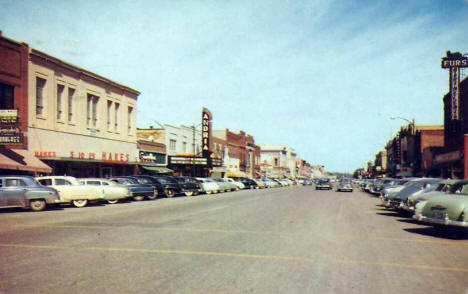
[397,218,423,225]
[403,227,468,240]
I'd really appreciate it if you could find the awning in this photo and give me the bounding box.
[226,170,248,178]
[140,165,173,174]
[0,148,52,174]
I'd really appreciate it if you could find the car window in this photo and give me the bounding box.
[55,179,73,185]
[38,179,53,186]
[87,181,101,186]
[5,179,26,187]
[102,182,110,186]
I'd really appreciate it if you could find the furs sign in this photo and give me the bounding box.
[202,108,212,158]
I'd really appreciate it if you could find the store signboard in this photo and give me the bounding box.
[202,108,212,158]
[0,109,22,145]
[170,156,207,165]
[0,109,18,124]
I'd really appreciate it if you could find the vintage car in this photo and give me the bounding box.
[109,177,157,201]
[232,177,258,189]
[147,176,183,197]
[413,184,468,228]
[195,178,220,194]
[36,176,105,208]
[383,178,442,210]
[171,176,202,196]
[225,178,245,190]
[336,180,353,192]
[211,178,236,192]
[79,178,131,204]
[403,179,456,213]
[262,178,280,188]
[126,175,166,198]
[0,176,61,211]
[253,179,266,189]
[315,178,332,190]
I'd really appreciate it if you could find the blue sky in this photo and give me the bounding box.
[1,0,467,172]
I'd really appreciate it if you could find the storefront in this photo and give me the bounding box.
[29,128,138,177]
[168,155,223,177]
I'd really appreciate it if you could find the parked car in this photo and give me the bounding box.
[147,176,183,197]
[79,178,131,204]
[212,178,236,192]
[413,182,468,228]
[225,178,245,190]
[172,176,202,196]
[262,178,280,188]
[403,179,456,213]
[36,176,105,208]
[196,178,220,194]
[383,178,442,210]
[109,177,157,201]
[127,175,166,198]
[0,176,61,211]
[253,179,266,189]
[233,177,258,189]
[316,178,332,190]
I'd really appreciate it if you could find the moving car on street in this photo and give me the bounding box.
[315,178,332,190]
[0,176,61,211]
[336,180,353,192]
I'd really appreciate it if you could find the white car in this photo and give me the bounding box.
[196,178,220,194]
[79,178,131,204]
[225,178,245,190]
[36,176,105,208]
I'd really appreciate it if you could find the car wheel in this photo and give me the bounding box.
[133,195,144,201]
[30,199,46,211]
[72,199,88,208]
[147,192,158,200]
[107,199,119,204]
[206,191,212,195]
[166,189,175,198]
[185,191,194,197]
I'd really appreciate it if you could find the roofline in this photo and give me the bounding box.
[30,48,140,96]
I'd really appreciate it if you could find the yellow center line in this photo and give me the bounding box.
[0,242,467,273]
[8,224,468,246]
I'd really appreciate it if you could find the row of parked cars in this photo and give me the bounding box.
[0,175,300,212]
[359,177,468,229]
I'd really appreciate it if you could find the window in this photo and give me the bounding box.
[183,142,187,153]
[127,106,133,134]
[55,179,72,185]
[6,179,26,187]
[114,102,120,132]
[38,179,52,186]
[0,83,14,109]
[169,139,176,151]
[87,94,99,127]
[36,77,46,115]
[68,88,75,122]
[107,100,112,130]
[86,181,101,186]
[56,84,64,120]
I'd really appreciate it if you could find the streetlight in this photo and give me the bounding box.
[390,116,415,135]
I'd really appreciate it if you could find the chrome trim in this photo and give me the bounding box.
[413,214,468,228]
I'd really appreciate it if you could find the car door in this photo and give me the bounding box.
[3,178,28,207]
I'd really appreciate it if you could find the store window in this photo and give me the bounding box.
[114,102,120,132]
[87,94,99,128]
[107,100,112,130]
[0,83,14,109]
[128,106,133,134]
[169,139,176,151]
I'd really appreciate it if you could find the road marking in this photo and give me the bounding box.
[8,224,468,246]
[0,242,467,273]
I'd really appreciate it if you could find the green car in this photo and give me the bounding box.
[403,179,458,213]
[413,183,468,228]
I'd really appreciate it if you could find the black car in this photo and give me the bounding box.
[233,177,258,189]
[127,175,166,198]
[146,176,183,198]
[109,177,157,201]
[171,176,202,196]
[316,178,332,190]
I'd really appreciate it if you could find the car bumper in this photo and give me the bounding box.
[413,214,468,228]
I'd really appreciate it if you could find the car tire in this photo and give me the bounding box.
[147,192,158,200]
[133,195,145,201]
[30,199,46,211]
[107,199,119,204]
[72,199,88,208]
[166,189,175,198]
[185,191,194,197]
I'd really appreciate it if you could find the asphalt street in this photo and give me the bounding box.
[0,186,467,294]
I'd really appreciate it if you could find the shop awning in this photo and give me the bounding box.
[226,170,248,178]
[140,165,173,174]
[0,148,52,174]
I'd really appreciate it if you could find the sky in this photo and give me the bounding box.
[1,0,467,173]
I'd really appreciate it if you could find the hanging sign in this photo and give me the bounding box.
[202,108,212,158]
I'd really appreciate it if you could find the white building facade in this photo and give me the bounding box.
[260,145,297,179]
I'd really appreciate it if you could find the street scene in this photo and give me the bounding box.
[1,185,467,294]
[1,0,468,293]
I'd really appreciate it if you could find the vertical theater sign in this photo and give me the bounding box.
[202,108,212,158]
